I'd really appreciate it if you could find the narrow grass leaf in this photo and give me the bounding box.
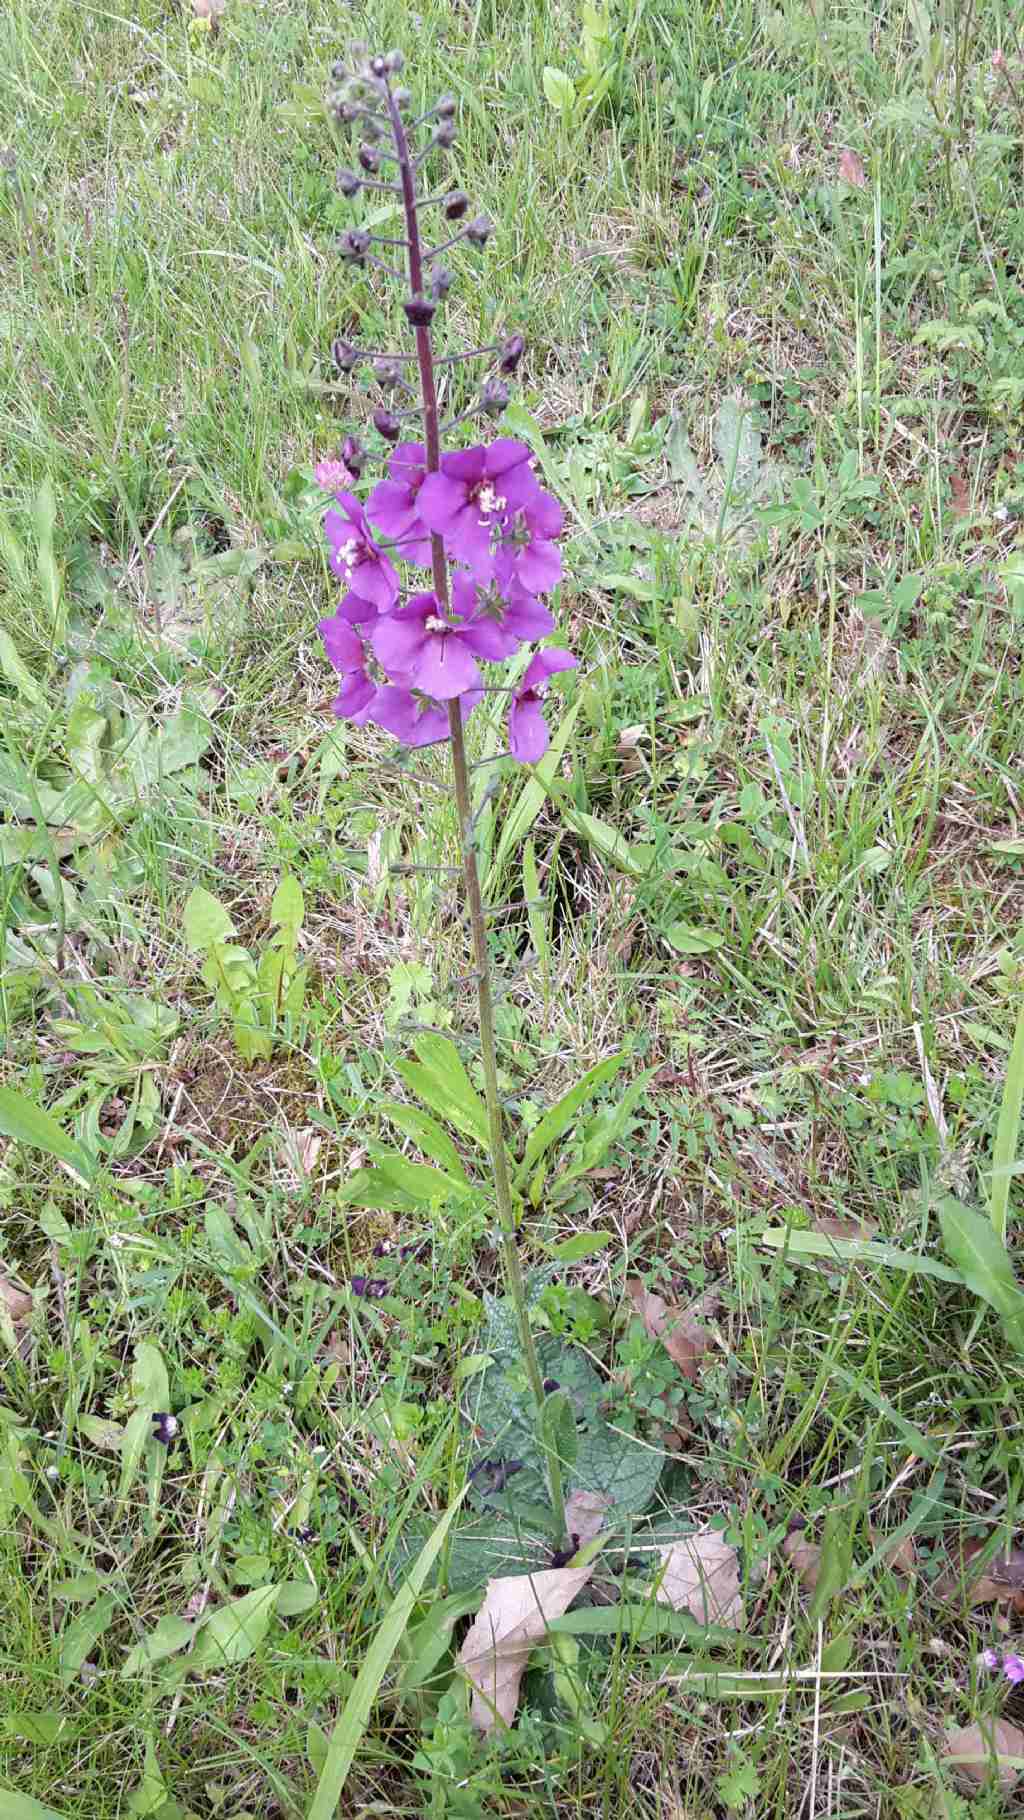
[486,698,580,890]
[752,1225,965,1283]
[307,1489,467,1819]
[990,998,1024,1243]
[59,1592,118,1686]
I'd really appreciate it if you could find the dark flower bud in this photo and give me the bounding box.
[436,94,457,119]
[542,1378,560,1394]
[481,376,510,416]
[429,263,453,299]
[444,189,470,220]
[403,293,436,326]
[350,1275,389,1297]
[433,120,457,148]
[151,1412,179,1446]
[386,49,405,73]
[358,142,380,173]
[373,408,401,442]
[339,228,371,263]
[336,100,360,126]
[332,337,360,372]
[498,332,526,373]
[393,87,412,110]
[337,167,362,197]
[372,355,403,388]
[369,54,387,77]
[331,60,347,79]
[466,214,492,247]
[341,435,366,476]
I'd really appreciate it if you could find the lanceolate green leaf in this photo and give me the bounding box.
[938,1195,1024,1354]
[516,1054,627,1185]
[396,1033,490,1149]
[990,998,1024,1243]
[376,1103,468,1182]
[753,1225,965,1284]
[0,1084,95,1185]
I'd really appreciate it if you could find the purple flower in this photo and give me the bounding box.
[318,612,377,720]
[508,648,577,763]
[493,488,564,598]
[314,456,355,491]
[982,1648,1002,1671]
[371,573,508,698]
[1005,1655,1024,1684]
[324,491,399,611]
[417,440,542,582]
[365,442,433,566]
[370,684,482,747]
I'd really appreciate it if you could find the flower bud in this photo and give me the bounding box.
[403,294,436,327]
[330,60,347,79]
[341,435,366,477]
[373,408,401,442]
[481,376,510,416]
[466,213,492,247]
[429,263,453,298]
[393,87,412,110]
[372,355,403,387]
[386,49,405,72]
[337,167,362,197]
[358,142,380,172]
[433,120,457,148]
[369,54,387,77]
[498,332,526,373]
[436,94,457,119]
[332,337,360,372]
[444,189,470,220]
[339,228,370,263]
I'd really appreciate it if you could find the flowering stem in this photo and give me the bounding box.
[384,72,567,1541]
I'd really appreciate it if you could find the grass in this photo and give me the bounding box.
[3,0,1024,1813]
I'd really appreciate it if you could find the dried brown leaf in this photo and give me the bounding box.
[943,1719,1024,1791]
[869,1528,917,1577]
[458,1565,594,1733]
[625,1279,712,1382]
[838,148,867,187]
[0,1275,32,1323]
[563,1489,613,1548]
[814,1216,878,1243]
[651,1531,744,1627]
[949,469,971,517]
[935,1538,1024,1606]
[782,1528,823,1592]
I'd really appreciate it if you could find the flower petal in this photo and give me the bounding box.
[371,609,429,680]
[417,471,467,532]
[508,696,549,763]
[319,615,365,673]
[411,631,481,699]
[514,539,562,595]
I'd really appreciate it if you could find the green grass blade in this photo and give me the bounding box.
[990,996,1024,1243]
[306,1488,467,1820]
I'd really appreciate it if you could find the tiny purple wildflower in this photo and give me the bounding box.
[1005,1654,1024,1684]
[982,1648,1002,1671]
[324,491,399,611]
[508,648,578,763]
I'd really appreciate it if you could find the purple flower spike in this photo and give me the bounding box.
[508,648,577,764]
[324,491,399,611]
[1005,1655,1024,1684]
[417,440,541,583]
[365,442,433,566]
[371,573,505,698]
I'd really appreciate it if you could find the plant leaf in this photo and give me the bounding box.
[487,699,581,890]
[938,1195,1024,1352]
[650,1532,744,1627]
[0,1795,72,1820]
[121,1615,195,1677]
[187,1585,280,1672]
[517,1054,627,1182]
[943,1719,1024,1792]
[457,1564,594,1733]
[625,1279,711,1381]
[376,1102,467,1182]
[59,1593,118,1686]
[270,873,304,938]
[183,886,236,950]
[0,1084,95,1185]
[563,1490,613,1547]
[752,1224,965,1283]
[991,998,1024,1244]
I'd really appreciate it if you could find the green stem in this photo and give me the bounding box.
[447,704,566,1541]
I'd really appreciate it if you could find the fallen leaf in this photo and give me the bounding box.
[814,1216,878,1243]
[564,1489,613,1548]
[458,1565,594,1733]
[625,1279,712,1381]
[782,1527,822,1591]
[869,1528,917,1576]
[651,1531,744,1627]
[838,148,867,187]
[943,1718,1024,1791]
[1,1275,32,1322]
[935,1538,1024,1606]
[949,469,970,517]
